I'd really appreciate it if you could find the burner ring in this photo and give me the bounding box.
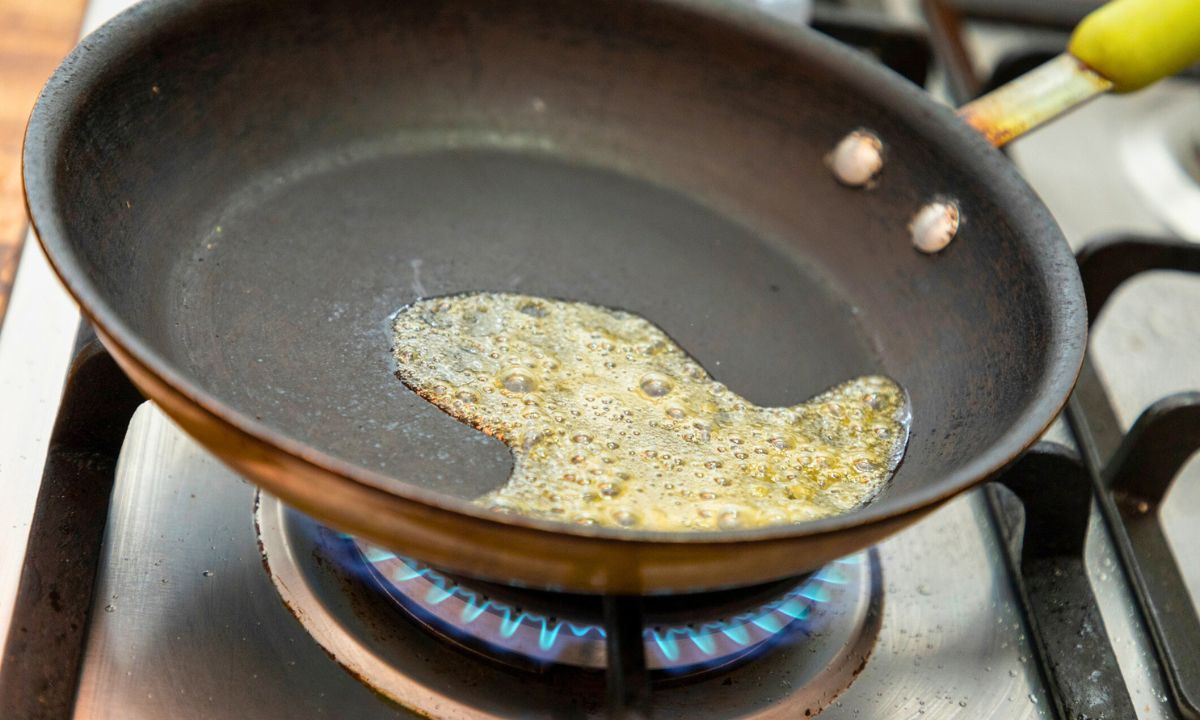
[353,537,866,676]
[255,492,883,718]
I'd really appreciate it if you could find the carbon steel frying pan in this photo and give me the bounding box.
[24,0,1192,594]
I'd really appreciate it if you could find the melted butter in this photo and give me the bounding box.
[392,293,910,532]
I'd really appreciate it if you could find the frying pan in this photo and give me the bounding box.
[23,0,1200,594]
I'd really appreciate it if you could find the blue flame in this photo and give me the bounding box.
[689,632,717,655]
[651,631,680,661]
[352,538,860,667]
[364,554,608,644]
[539,622,563,650]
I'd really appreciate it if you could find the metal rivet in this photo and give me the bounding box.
[910,201,960,254]
[828,130,884,187]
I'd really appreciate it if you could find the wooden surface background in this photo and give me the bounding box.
[0,0,87,330]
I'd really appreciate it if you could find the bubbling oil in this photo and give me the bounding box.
[392,293,910,532]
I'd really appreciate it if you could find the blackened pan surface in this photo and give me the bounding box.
[25,0,1084,592]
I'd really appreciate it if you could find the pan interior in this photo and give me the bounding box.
[33,0,1075,536]
[169,146,880,500]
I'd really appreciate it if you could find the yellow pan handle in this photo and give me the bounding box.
[1069,0,1200,93]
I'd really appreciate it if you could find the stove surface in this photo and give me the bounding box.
[74,405,1060,719]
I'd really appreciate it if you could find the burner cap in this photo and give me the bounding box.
[352,536,867,677]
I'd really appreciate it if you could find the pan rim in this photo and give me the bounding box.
[23,0,1086,549]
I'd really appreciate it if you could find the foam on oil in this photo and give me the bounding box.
[392,293,910,532]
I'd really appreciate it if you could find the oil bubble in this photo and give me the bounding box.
[639,373,673,398]
[501,369,536,393]
[518,301,548,317]
[613,510,639,527]
[718,511,742,530]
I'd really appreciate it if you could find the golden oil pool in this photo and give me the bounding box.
[393,293,910,532]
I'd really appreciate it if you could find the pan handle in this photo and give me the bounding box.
[956,0,1200,147]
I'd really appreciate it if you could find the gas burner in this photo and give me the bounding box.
[352,537,864,677]
[255,492,883,718]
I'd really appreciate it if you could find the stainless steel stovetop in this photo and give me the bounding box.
[74,406,1052,719]
[1,0,1197,718]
